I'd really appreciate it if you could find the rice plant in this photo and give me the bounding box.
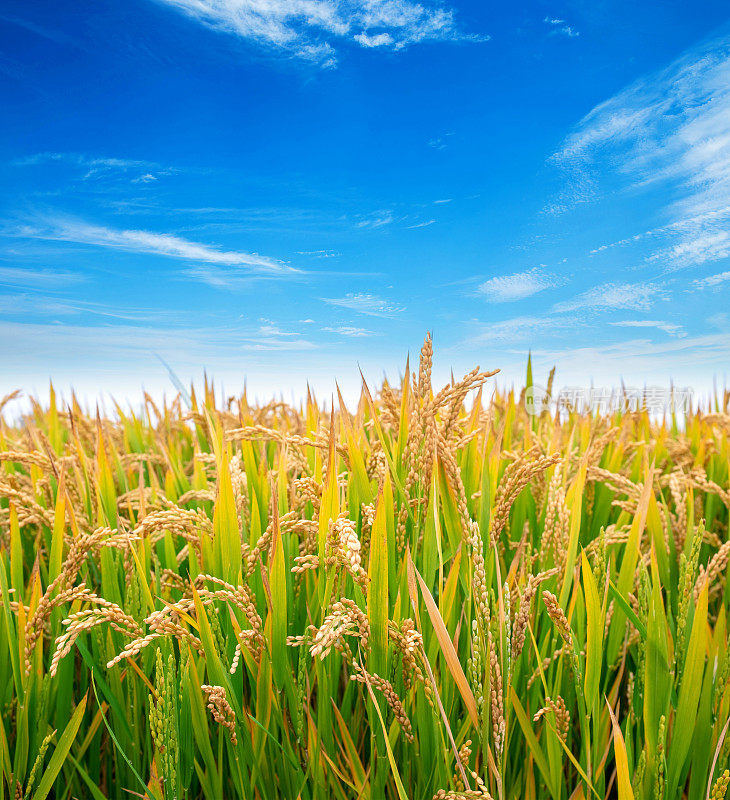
[1,335,729,799]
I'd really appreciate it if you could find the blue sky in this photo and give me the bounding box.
[2,0,730,404]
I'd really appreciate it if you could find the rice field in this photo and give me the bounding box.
[1,335,730,799]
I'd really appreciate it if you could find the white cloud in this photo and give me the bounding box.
[14,216,297,276]
[609,319,686,337]
[355,211,395,229]
[553,34,730,269]
[322,292,404,317]
[258,323,295,336]
[322,325,373,336]
[152,0,480,65]
[0,266,82,288]
[543,17,578,37]
[650,231,730,269]
[553,282,665,313]
[0,294,78,317]
[297,249,340,258]
[407,219,435,229]
[13,152,153,170]
[241,324,316,350]
[467,314,577,344]
[0,319,319,386]
[239,337,315,350]
[183,265,283,287]
[693,269,730,290]
[477,267,564,302]
[354,32,394,47]
[12,152,170,183]
[428,135,454,150]
[0,293,186,323]
[529,333,730,382]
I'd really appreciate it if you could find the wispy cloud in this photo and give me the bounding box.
[553,34,730,270]
[355,211,395,229]
[0,293,79,317]
[477,267,564,302]
[649,231,730,269]
[12,152,170,183]
[322,292,404,317]
[13,152,152,169]
[183,265,289,288]
[428,134,454,150]
[241,324,315,350]
[0,292,184,323]
[529,333,730,380]
[13,216,297,277]
[609,319,686,337]
[152,0,482,66]
[0,266,82,288]
[693,269,730,290]
[467,314,577,344]
[543,17,579,37]
[0,13,74,45]
[406,219,435,229]
[553,282,665,313]
[322,325,374,337]
[0,319,319,382]
[297,249,340,258]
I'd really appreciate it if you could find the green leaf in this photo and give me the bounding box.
[643,548,671,785]
[368,487,389,683]
[667,581,709,798]
[269,504,288,690]
[32,694,88,800]
[213,448,241,584]
[581,550,602,712]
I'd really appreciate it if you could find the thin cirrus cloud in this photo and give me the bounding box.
[477,267,565,302]
[0,319,318,375]
[0,293,187,323]
[13,216,298,277]
[322,325,374,337]
[355,211,396,229]
[552,282,666,313]
[468,314,577,344]
[609,319,686,338]
[241,325,316,351]
[552,33,730,271]
[529,333,730,381]
[12,152,169,182]
[151,0,483,66]
[0,293,79,317]
[322,292,404,317]
[543,17,579,38]
[13,152,154,169]
[0,266,82,288]
[649,231,730,269]
[693,269,730,290]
